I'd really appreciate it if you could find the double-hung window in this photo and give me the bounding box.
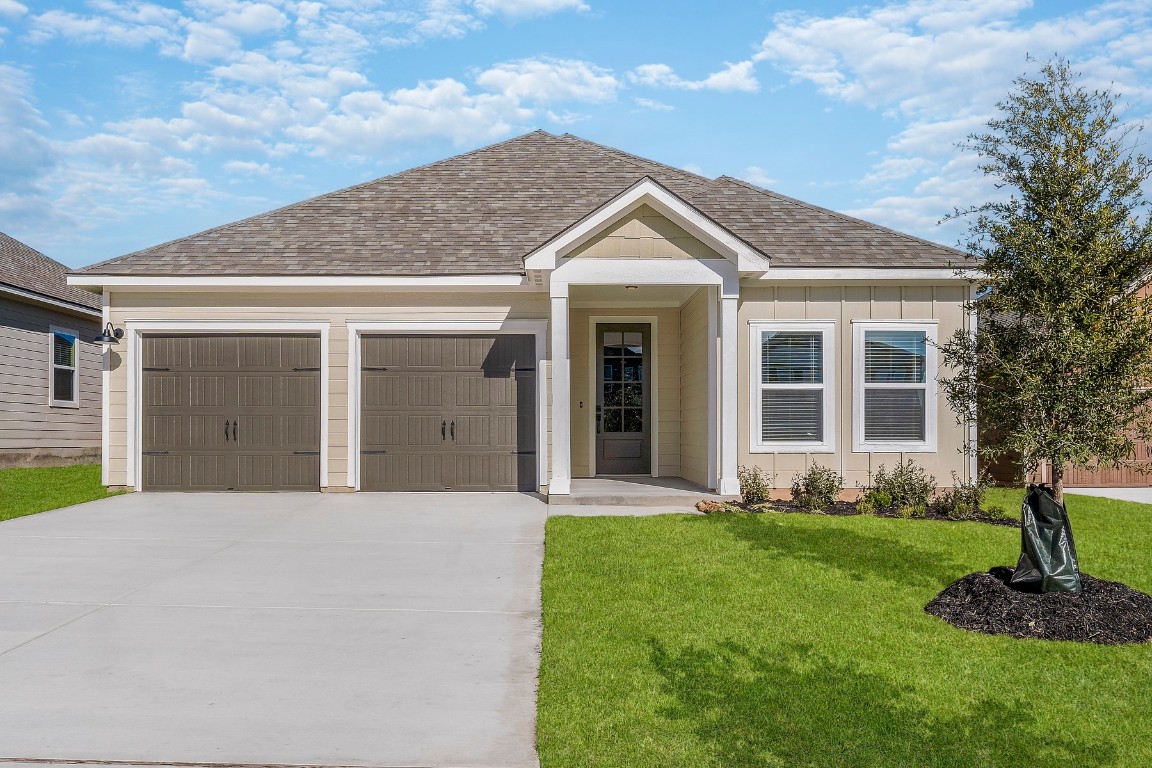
[853,321,936,452]
[49,327,79,408]
[750,321,835,453]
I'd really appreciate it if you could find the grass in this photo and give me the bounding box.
[538,489,1152,768]
[0,463,124,522]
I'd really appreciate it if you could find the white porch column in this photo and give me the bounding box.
[718,292,740,496]
[549,292,572,495]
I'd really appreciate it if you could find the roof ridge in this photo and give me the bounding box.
[557,133,714,190]
[80,131,562,274]
[716,175,969,259]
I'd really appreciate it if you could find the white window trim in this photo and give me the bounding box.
[852,320,938,453]
[749,321,836,454]
[48,326,80,409]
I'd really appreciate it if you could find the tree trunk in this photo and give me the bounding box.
[1050,460,1064,505]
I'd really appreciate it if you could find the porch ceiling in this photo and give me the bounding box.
[568,283,700,307]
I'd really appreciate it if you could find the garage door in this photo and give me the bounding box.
[360,335,536,491]
[140,335,321,491]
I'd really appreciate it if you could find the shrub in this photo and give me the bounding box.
[986,504,1011,519]
[865,460,936,512]
[856,497,876,516]
[790,464,844,511]
[933,471,990,520]
[895,504,926,519]
[737,465,773,506]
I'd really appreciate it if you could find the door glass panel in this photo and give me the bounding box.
[622,383,643,407]
[603,383,622,406]
[603,331,622,347]
[623,409,643,433]
[603,408,622,432]
[622,359,642,381]
[603,358,623,382]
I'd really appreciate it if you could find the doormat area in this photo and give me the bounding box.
[925,566,1152,645]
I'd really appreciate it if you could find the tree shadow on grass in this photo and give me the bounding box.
[698,514,972,588]
[649,639,1114,768]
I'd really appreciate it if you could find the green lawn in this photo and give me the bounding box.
[538,490,1152,768]
[0,463,124,522]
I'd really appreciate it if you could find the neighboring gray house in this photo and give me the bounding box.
[1,232,102,467]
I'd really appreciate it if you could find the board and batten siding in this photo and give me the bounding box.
[0,295,101,459]
[104,291,549,489]
[679,288,711,486]
[738,283,972,491]
[569,306,681,478]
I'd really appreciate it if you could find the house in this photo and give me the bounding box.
[69,131,975,495]
[1,232,102,467]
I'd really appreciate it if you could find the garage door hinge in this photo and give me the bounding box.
[142,450,170,455]
[142,367,170,371]
[293,367,321,372]
[292,450,321,455]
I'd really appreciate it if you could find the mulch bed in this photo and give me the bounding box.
[925,566,1152,645]
[699,499,1018,527]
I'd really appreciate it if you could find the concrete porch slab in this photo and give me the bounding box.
[548,475,737,507]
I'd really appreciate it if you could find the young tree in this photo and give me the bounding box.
[939,57,1152,504]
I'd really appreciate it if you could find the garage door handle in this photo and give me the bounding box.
[233,421,238,442]
[441,420,447,441]
[450,420,455,441]
[224,419,231,441]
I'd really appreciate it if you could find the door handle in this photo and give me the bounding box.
[441,420,447,441]
[224,419,231,442]
[233,420,238,442]
[450,420,455,441]
[595,405,602,434]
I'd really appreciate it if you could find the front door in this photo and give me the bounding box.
[595,324,651,475]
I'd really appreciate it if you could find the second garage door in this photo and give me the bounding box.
[360,335,536,491]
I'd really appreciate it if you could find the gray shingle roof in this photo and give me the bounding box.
[1,232,101,310]
[78,131,966,277]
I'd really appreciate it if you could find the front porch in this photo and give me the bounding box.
[548,476,738,507]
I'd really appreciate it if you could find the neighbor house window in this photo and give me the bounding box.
[49,327,79,408]
[852,321,937,452]
[750,321,835,453]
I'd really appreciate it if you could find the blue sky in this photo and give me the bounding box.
[1,0,1150,268]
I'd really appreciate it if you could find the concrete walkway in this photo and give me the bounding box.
[1066,487,1152,504]
[0,492,546,768]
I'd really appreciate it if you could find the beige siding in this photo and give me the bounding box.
[679,288,710,486]
[105,291,548,489]
[738,283,971,491]
[568,204,722,260]
[569,306,681,477]
[0,296,101,452]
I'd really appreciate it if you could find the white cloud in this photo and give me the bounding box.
[212,2,288,34]
[629,60,759,93]
[740,166,777,188]
[753,0,1152,239]
[634,97,673,111]
[0,0,27,18]
[289,78,532,154]
[475,58,619,103]
[473,0,589,18]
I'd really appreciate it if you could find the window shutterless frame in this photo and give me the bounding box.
[749,321,836,453]
[852,320,937,453]
[48,326,79,408]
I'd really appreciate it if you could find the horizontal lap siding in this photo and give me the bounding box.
[0,296,101,450]
[738,284,970,490]
[106,291,548,488]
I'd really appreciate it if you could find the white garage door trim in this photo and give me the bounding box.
[346,320,549,492]
[124,320,331,492]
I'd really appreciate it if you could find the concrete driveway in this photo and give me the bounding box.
[0,492,546,768]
